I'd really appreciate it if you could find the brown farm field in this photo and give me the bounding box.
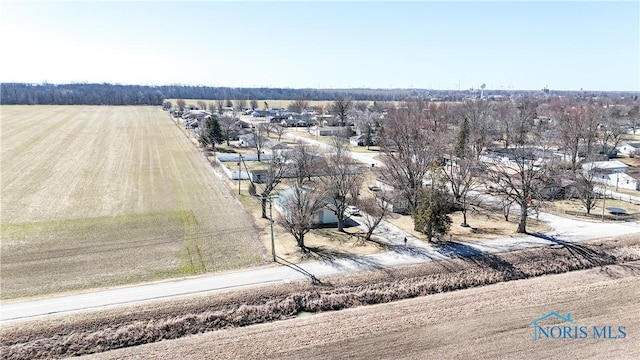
[0,106,264,299]
[83,263,640,360]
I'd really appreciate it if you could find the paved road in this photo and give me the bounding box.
[3,129,639,323]
[2,206,638,323]
[285,131,385,167]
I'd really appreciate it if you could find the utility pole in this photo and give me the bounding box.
[238,154,242,195]
[269,198,276,262]
[602,182,607,222]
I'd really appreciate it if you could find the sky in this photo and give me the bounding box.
[0,1,638,91]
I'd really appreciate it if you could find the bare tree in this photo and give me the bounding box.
[353,109,381,149]
[235,98,248,112]
[319,138,364,232]
[574,170,599,215]
[215,99,225,114]
[550,99,588,172]
[277,143,327,251]
[274,124,286,142]
[176,99,186,112]
[288,98,309,113]
[628,104,639,133]
[262,122,275,139]
[378,105,439,214]
[455,100,494,159]
[484,145,550,233]
[358,191,392,242]
[250,99,259,110]
[253,124,269,161]
[208,102,216,114]
[354,101,369,112]
[289,140,322,184]
[197,100,207,111]
[278,185,326,252]
[258,154,291,219]
[442,156,479,228]
[426,101,451,134]
[219,116,237,146]
[598,103,627,156]
[330,96,353,126]
[483,97,552,236]
[483,96,555,234]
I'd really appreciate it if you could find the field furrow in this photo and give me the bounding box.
[1,106,264,299]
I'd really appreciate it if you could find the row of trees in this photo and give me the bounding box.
[1,83,422,105]
[1,83,164,105]
[195,93,638,250]
[373,96,638,239]
[206,95,639,254]
[198,134,390,252]
[5,82,635,106]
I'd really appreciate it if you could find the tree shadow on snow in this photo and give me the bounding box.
[529,232,616,266]
[433,241,525,278]
[304,246,389,274]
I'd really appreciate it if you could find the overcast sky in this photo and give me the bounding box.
[1,1,638,91]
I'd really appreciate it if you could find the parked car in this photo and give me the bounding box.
[345,205,360,216]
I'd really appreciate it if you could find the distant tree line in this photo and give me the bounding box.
[0,83,164,105]
[2,82,636,106]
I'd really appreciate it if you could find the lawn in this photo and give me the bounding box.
[0,106,264,299]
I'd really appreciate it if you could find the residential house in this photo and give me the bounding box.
[374,177,410,214]
[280,118,300,127]
[237,133,268,148]
[540,170,578,200]
[273,187,339,226]
[267,142,291,160]
[582,160,639,191]
[616,141,640,156]
[349,134,367,146]
[311,126,349,137]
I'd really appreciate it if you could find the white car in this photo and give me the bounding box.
[345,205,360,216]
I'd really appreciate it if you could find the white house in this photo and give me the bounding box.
[616,142,640,156]
[374,178,410,214]
[581,160,638,190]
[581,160,628,174]
[349,134,367,146]
[310,126,345,137]
[273,187,339,225]
[237,133,269,148]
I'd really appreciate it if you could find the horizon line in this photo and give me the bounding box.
[1,81,638,93]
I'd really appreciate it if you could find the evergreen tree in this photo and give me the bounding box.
[412,184,453,242]
[199,116,224,149]
[454,117,470,158]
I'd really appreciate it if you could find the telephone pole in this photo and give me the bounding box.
[269,198,276,262]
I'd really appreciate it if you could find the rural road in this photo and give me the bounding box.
[3,128,639,323]
[285,130,385,167]
[2,210,639,323]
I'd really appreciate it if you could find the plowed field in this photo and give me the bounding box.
[1,106,263,299]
